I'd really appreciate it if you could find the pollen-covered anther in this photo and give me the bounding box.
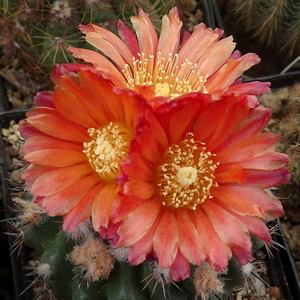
[122,52,208,98]
[157,134,219,210]
[83,122,133,180]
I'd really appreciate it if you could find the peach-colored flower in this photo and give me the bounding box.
[69,7,270,104]
[20,64,145,232]
[111,92,290,281]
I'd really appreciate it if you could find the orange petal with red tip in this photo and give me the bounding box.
[196,36,236,76]
[153,207,179,268]
[23,136,82,154]
[176,208,205,265]
[117,20,140,58]
[22,164,58,188]
[117,198,161,246]
[177,23,220,65]
[83,32,128,69]
[192,208,230,271]
[120,153,154,182]
[31,163,92,196]
[215,106,271,152]
[68,47,126,89]
[213,185,284,220]
[233,214,271,244]
[92,183,118,230]
[111,195,147,223]
[24,149,87,167]
[135,127,161,164]
[242,167,291,188]
[127,212,162,265]
[211,186,265,217]
[34,91,55,108]
[27,114,88,142]
[90,23,135,66]
[123,180,155,199]
[169,250,191,281]
[41,173,100,216]
[217,132,281,163]
[206,53,260,92]
[53,85,99,128]
[201,200,252,263]
[217,153,288,172]
[63,182,105,231]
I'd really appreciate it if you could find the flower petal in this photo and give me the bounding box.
[23,136,82,153]
[205,53,261,92]
[177,209,205,265]
[63,182,105,231]
[27,114,88,142]
[157,7,182,57]
[34,91,55,108]
[123,180,155,199]
[201,200,252,264]
[31,163,92,196]
[24,149,87,167]
[153,207,179,268]
[127,213,162,265]
[192,208,231,271]
[130,9,158,56]
[41,173,100,216]
[212,186,284,220]
[211,185,265,217]
[111,195,146,223]
[177,23,220,65]
[117,199,161,246]
[242,167,291,188]
[217,132,281,163]
[169,250,190,281]
[68,47,127,88]
[117,20,140,58]
[92,183,118,230]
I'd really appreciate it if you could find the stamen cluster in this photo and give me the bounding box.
[83,122,132,180]
[122,52,208,98]
[157,133,219,210]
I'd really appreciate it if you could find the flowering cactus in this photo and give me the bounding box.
[69,7,270,103]
[11,6,290,300]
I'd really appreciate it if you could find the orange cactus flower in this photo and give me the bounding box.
[20,64,145,232]
[69,7,270,103]
[111,92,290,281]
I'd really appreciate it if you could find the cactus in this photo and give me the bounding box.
[0,0,176,77]
[8,192,273,300]
[227,0,300,60]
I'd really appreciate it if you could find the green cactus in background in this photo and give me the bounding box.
[227,0,300,60]
[0,0,176,77]
[262,83,300,207]
[8,193,272,300]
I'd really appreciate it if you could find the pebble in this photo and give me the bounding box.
[269,286,281,299]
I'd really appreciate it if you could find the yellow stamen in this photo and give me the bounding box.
[83,122,132,180]
[122,52,207,98]
[156,133,219,210]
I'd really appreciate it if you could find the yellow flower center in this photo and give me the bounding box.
[83,122,133,180]
[122,52,207,98]
[156,133,219,210]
